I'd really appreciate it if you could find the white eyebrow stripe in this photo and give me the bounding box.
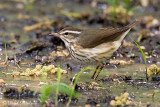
[61,30,82,34]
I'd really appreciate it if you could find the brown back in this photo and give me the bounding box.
[77,20,140,48]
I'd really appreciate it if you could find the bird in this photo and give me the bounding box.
[50,19,140,80]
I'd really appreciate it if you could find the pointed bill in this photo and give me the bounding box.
[49,33,60,37]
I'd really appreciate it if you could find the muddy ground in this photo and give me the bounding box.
[0,0,160,106]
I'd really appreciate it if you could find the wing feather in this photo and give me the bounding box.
[77,20,139,48]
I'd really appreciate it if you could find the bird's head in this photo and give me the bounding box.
[50,27,82,44]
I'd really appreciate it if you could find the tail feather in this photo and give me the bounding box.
[127,19,141,28]
[118,19,141,33]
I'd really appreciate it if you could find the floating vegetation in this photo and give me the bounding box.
[110,59,134,65]
[110,92,133,106]
[12,65,67,77]
[0,79,5,88]
[59,10,83,20]
[147,64,160,76]
[88,82,99,90]
[23,20,54,32]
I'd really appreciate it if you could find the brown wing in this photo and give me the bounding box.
[77,28,121,48]
[77,20,139,48]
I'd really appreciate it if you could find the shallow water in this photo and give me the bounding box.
[0,64,160,106]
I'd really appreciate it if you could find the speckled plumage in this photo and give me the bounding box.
[51,19,140,80]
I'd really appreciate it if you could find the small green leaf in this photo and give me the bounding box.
[67,67,102,107]
[129,6,140,12]
[55,65,61,106]
[41,83,79,105]
[130,36,146,64]
[41,85,54,104]
[154,90,160,93]
[152,45,160,56]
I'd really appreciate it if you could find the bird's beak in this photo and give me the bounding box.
[49,32,60,37]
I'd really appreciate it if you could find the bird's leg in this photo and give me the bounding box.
[91,65,100,79]
[92,63,104,80]
[94,64,104,80]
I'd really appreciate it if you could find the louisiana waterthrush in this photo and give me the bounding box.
[50,19,140,80]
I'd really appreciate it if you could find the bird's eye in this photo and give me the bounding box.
[64,32,68,35]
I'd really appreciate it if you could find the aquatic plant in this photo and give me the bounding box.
[151,45,160,56]
[146,64,160,76]
[130,36,148,80]
[41,66,79,105]
[22,0,35,11]
[41,85,54,104]
[41,66,102,106]
[67,67,102,106]
[122,0,139,15]
[67,67,92,106]
[110,92,133,106]
[105,0,118,22]
[132,40,146,64]
[55,65,61,106]
[4,41,8,65]
[152,90,160,100]
[105,0,139,23]
[41,83,79,105]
